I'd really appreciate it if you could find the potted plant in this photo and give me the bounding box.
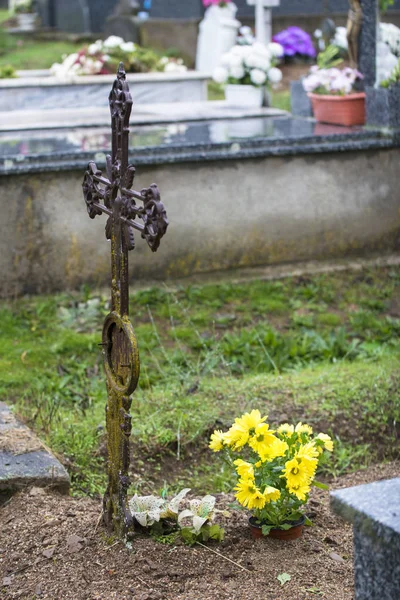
[213,41,283,107]
[210,409,333,540]
[302,59,365,126]
[14,0,37,31]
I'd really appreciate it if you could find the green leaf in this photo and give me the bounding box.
[277,573,291,586]
[261,524,273,536]
[304,516,314,527]
[313,480,329,490]
[280,523,292,530]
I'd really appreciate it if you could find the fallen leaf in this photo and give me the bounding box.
[277,572,291,586]
[20,351,28,364]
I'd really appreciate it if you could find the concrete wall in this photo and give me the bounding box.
[0,148,399,297]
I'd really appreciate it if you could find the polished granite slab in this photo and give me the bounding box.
[0,107,398,176]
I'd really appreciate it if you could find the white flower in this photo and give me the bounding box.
[229,65,245,80]
[239,25,252,36]
[252,42,271,59]
[268,66,283,84]
[250,68,267,85]
[229,54,244,68]
[245,52,269,70]
[88,41,103,55]
[213,66,229,84]
[160,488,190,519]
[120,41,136,53]
[220,52,232,67]
[332,26,348,50]
[103,35,125,48]
[302,73,321,92]
[178,495,216,533]
[128,495,165,527]
[268,42,284,58]
[163,62,187,73]
[314,29,322,38]
[380,22,400,57]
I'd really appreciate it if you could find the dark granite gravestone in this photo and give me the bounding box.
[359,0,379,88]
[366,84,400,127]
[149,0,203,19]
[104,0,140,42]
[290,80,313,117]
[331,478,400,600]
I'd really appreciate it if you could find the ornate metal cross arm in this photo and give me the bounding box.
[81,63,168,536]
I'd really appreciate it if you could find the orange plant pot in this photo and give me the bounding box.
[308,92,366,126]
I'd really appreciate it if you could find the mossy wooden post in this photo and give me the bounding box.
[82,63,168,536]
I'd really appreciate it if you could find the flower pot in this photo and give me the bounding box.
[249,516,305,541]
[307,92,366,127]
[225,84,263,108]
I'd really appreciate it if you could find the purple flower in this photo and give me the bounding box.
[273,27,316,58]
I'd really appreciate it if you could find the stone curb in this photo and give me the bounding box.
[0,402,70,494]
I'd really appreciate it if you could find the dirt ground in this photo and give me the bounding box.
[1,462,399,600]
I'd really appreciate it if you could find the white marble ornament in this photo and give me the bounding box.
[196,3,241,74]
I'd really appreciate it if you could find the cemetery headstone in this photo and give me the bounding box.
[196,3,240,73]
[358,0,378,88]
[331,478,400,600]
[246,0,280,45]
[104,0,141,43]
[82,63,168,535]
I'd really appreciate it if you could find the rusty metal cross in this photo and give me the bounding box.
[82,63,168,535]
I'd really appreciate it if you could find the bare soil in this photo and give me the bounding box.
[1,462,399,600]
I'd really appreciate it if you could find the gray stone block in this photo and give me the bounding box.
[0,402,70,494]
[104,15,140,42]
[290,80,313,117]
[331,478,400,600]
[366,85,400,128]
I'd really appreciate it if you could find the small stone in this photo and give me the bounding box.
[42,547,55,559]
[2,577,12,586]
[329,552,345,563]
[66,534,85,553]
[43,518,61,528]
[35,583,43,596]
[29,487,46,497]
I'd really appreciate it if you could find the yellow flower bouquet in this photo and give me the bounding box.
[209,409,333,538]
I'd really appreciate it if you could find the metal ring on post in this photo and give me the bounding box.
[102,312,140,396]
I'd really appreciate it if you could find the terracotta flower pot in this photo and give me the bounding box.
[307,92,366,127]
[249,515,305,541]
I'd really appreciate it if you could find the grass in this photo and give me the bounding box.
[0,37,82,70]
[1,265,400,496]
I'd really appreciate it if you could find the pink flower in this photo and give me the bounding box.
[203,0,231,6]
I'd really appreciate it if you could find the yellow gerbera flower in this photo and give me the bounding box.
[234,478,267,510]
[209,430,225,452]
[233,459,254,479]
[263,485,281,503]
[277,423,294,436]
[288,482,310,501]
[224,409,267,450]
[224,423,249,450]
[316,433,334,452]
[258,437,289,463]
[248,423,276,455]
[282,457,310,488]
[295,422,313,436]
